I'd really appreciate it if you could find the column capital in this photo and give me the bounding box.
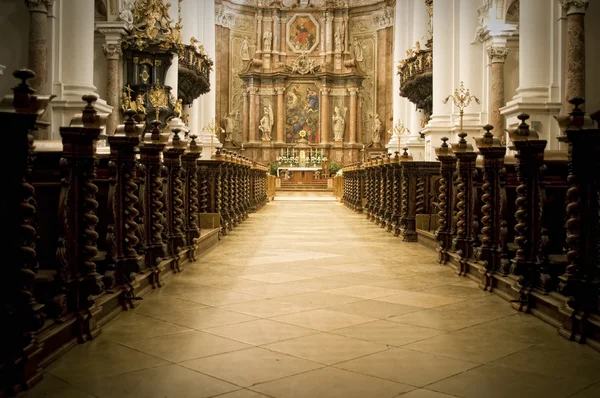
[320,88,330,95]
[275,87,285,95]
[487,46,509,63]
[103,43,122,60]
[97,21,129,45]
[25,0,54,12]
[348,87,359,96]
[558,0,590,14]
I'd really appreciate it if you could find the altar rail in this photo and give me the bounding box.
[0,70,270,396]
[341,102,600,352]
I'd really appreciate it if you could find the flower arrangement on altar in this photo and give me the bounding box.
[277,150,299,166]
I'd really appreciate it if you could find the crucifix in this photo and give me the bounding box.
[443,81,480,132]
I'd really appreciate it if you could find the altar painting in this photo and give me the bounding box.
[287,14,319,53]
[285,83,320,144]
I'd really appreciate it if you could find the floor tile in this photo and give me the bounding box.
[336,347,478,387]
[181,347,323,387]
[331,319,445,346]
[324,284,403,299]
[120,330,251,363]
[99,312,192,343]
[150,307,258,330]
[376,292,467,309]
[389,308,504,331]
[250,366,413,398]
[263,332,388,364]
[203,319,317,345]
[272,309,375,331]
[427,364,590,398]
[220,298,315,318]
[75,364,238,398]
[278,292,362,308]
[327,299,423,319]
[46,339,168,384]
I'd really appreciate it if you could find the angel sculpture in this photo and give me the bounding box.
[259,104,274,141]
[332,106,347,141]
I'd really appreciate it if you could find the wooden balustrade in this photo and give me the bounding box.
[0,70,271,396]
[341,101,600,351]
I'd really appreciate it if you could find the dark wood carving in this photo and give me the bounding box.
[435,137,457,264]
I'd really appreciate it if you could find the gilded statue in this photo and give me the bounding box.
[173,98,183,118]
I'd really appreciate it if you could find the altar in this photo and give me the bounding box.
[278,166,322,183]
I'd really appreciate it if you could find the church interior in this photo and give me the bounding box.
[1,0,600,397]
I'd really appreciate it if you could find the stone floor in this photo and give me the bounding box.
[23,200,600,398]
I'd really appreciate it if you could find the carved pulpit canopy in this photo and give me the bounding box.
[398,40,433,118]
[178,37,214,105]
[121,0,183,53]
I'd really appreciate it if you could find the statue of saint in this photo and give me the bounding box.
[173,98,183,118]
[223,113,236,142]
[240,36,250,60]
[263,30,272,52]
[352,37,363,62]
[372,114,382,144]
[334,24,344,52]
[332,106,347,141]
[259,105,274,141]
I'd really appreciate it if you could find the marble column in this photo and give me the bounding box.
[276,87,285,143]
[98,23,128,136]
[559,0,589,105]
[280,15,287,65]
[242,88,249,142]
[349,87,358,144]
[248,86,258,142]
[320,87,330,144]
[25,0,54,92]
[273,11,280,64]
[487,46,509,137]
[326,12,334,63]
[320,13,327,65]
[256,11,263,57]
[102,44,121,135]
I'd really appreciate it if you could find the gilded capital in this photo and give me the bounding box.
[558,0,590,14]
[487,46,509,63]
[24,0,54,12]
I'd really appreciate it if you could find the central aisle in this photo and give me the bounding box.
[28,202,600,398]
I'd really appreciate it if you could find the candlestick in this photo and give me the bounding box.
[443,81,480,132]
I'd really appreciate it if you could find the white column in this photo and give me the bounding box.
[421,0,454,160]
[501,0,562,149]
[407,0,429,154]
[389,0,407,154]
[180,0,199,134]
[50,0,112,139]
[455,0,483,139]
[163,0,178,97]
[197,0,219,156]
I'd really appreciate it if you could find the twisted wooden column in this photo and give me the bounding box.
[372,159,382,222]
[398,148,414,240]
[198,165,209,215]
[434,138,457,264]
[108,110,143,304]
[57,94,106,320]
[555,98,600,339]
[162,129,187,269]
[364,163,372,218]
[378,159,387,226]
[475,125,507,290]
[182,136,201,258]
[0,70,53,393]
[214,151,228,236]
[508,114,547,308]
[451,133,479,275]
[391,153,401,236]
[383,156,393,229]
[356,166,364,213]
[139,120,167,287]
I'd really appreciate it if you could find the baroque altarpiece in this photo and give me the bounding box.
[215,0,395,166]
